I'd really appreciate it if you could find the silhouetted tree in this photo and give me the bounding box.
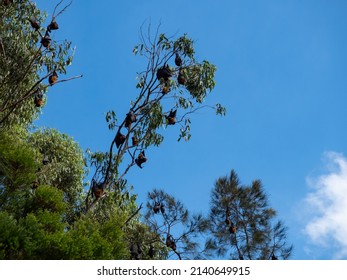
[144,189,209,260]
[205,170,293,260]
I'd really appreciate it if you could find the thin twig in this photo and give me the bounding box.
[49,74,83,86]
[52,0,72,21]
[124,203,143,226]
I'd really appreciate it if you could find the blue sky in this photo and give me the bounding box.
[33,0,347,259]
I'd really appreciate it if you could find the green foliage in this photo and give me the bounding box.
[0,0,75,129]
[185,61,217,103]
[30,185,66,213]
[206,170,293,260]
[0,129,38,190]
[0,212,21,259]
[28,128,85,224]
[0,126,133,259]
[65,215,126,259]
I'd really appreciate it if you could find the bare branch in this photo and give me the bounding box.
[52,0,72,21]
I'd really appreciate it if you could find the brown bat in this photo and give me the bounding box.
[115,131,126,148]
[226,207,231,217]
[156,64,172,81]
[48,71,58,85]
[153,202,161,214]
[34,89,43,107]
[41,34,51,48]
[177,70,186,85]
[132,136,139,146]
[91,180,105,199]
[29,18,40,30]
[229,223,236,234]
[124,111,137,129]
[47,21,59,32]
[135,150,147,168]
[166,109,177,125]
[175,53,182,67]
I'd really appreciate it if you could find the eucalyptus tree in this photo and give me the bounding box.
[85,25,225,211]
[85,25,225,259]
[0,0,78,129]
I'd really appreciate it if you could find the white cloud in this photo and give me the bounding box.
[303,151,347,259]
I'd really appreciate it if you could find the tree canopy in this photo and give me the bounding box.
[0,0,292,260]
[205,170,293,260]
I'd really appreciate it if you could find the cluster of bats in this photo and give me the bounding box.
[225,207,237,234]
[156,52,187,125]
[156,52,186,94]
[111,54,187,175]
[152,202,177,251]
[165,234,176,251]
[128,201,175,259]
[152,201,165,214]
[28,17,59,107]
[89,53,187,203]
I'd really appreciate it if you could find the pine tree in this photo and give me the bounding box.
[205,170,293,260]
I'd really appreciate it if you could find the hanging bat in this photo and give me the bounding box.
[41,34,51,48]
[229,223,236,234]
[170,240,176,251]
[124,111,137,129]
[175,53,182,67]
[166,234,177,250]
[115,131,126,148]
[156,64,172,81]
[34,89,43,107]
[47,21,59,32]
[148,244,155,258]
[161,81,171,94]
[28,18,40,30]
[91,180,105,199]
[225,217,231,225]
[226,207,231,217]
[48,71,58,85]
[166,109,177,125]
[153,202,161,214]
[271,254,278,260]
[177,70,186,85]
[166,235,172,248]
[132,136,139,146]
[160,204,165,214]
[135,150,147,168]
